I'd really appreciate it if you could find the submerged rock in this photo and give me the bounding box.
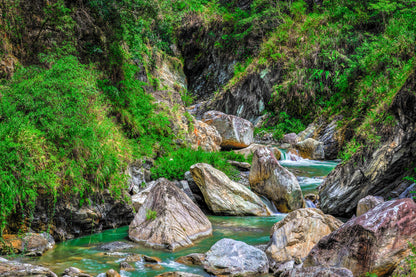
[63,267,92,277]
[190,163,270,216]
[294,138,324,160]
[0,259,57,276]
[128,178,212,251]
[356,195,384,216]
[97,241,134,252]
[266,208,343,267]
[175,253,205,266]
[249,147,304,213]
[304,198,416,276]
[105,269,120,277]
[203,238,269,276]
[156,272,204,277]
[202,111,253,149]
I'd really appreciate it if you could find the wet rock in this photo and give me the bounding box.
[0,259,57,276]
[125,254,143,262]
[0,233,50,256]
[105,269,120,277]
[319,85,416,217]
[63,267,92,277]
[104,252,128,257]
[294,138,324,160]
[202,111,253,149]
[119,262,134,271]
[189,120,222,152]
[203,238,269,276]
[233,143,281,160]
[249,147,305,213]
[175,253,205,266]
[155,272,203,277]
[190,163,270,216]
[143,255,162,263]
[97,242,134,252]
[304,198,416,276]
[144,264,164,270]
[129,178,212,251]
[283,133,300,145]
[266,208,343,267]
[280,266,353,277]
[356,195,384,216]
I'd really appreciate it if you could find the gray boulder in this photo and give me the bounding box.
[203,238,269,276]
[356,195,384,216]
[0,259,57,276]
[129,178,212,251]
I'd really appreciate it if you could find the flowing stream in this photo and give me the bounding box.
[23,151,338,276]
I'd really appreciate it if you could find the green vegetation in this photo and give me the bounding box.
[255,112,305,140]
[151,148,248,181]
[146,209,157,221]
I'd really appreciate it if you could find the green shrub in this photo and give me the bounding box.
[151,148,248,181]
[146,209,157,221]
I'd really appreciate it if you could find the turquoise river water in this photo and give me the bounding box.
[21,155,338,276]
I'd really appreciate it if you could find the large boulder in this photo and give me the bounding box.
[202,111,253,149]
[294,138,324,160]
[190,163,270,216]
[131,181,156,212]
[0,258,57,276]
[266,208,343,266]
[249,147,305,213]
[319,85,416,217]
[189,120,222,152]
[0,233,53,256]
[203,238,269,276]
[304,198,416,276]
[356,195,384,216]
[128,179,212,251]
[233,143,281,160]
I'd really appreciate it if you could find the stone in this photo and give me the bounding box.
[155,272,203,277]
[127,161,151,195]
[249,147,305,213]
[203,238,269,276]
[304,198,416,276]
[283,133,300,145]
[356,195,384,216]
[97,241,134,252]
[0,233,50,256]
[175,253,205,266]
[143,255,162,263]
[227,160,251,171]
[144,264,164,270]
[298,124,317,141]
[266,208,343,267]
[131,181,156,212]
[63,267,92,277]
[295,138,324,160]
[280,266,353,277]
[105,269,120,277]
[234,143,281,160]
[202,111,253,149]
[0,259,57,276]
[190,163,270,216]
[129,178,212,251]
[314,118,346,160]
[189,120,222,152]
[125,254,143,262]
[119,262,134,271]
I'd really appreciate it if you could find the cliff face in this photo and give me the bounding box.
[319,72,416,217]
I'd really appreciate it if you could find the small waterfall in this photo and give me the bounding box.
[305,199,316,208]
[260,195,281,214]
[280,149,303,161]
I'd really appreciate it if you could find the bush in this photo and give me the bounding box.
[151,148,248,181]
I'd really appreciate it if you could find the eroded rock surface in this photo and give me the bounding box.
[129,179,212,251]
[202,111,253,149]
[304,198,416,276]
[203,238,269,276]
[0,259,57,277]
[266,208,343,266]
[249,147,304,213]
[190,163,270,216]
